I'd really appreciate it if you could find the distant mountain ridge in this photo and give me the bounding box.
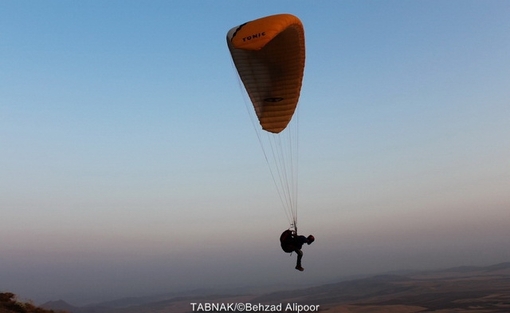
[40,300,78,312]
[448,261,510,272]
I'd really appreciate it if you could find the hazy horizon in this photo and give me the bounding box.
[2,0,509,306]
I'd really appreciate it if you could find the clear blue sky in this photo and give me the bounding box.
[1,0,510,305]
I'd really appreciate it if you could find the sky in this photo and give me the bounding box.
[1,0,510,305]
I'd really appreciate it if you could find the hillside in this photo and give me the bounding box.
[0,293,67,313]
[40,262,510,313]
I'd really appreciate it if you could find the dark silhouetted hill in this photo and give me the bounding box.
[0,293,67,313]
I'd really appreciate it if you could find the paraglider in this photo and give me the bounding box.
[227,14,314,271]
[280,230,315,271]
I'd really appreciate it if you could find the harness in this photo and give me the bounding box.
[280,229,297,253]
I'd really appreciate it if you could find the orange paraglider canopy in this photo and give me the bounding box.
[227,14,305,134]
